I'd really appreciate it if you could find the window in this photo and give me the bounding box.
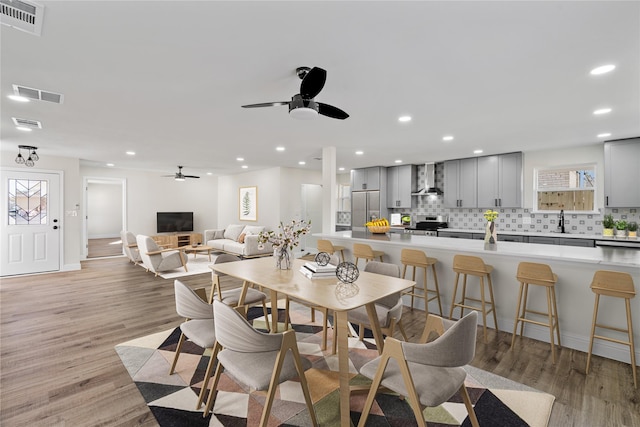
[535,165,595,211]
[8,179,49,224]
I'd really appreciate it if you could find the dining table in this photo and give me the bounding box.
[209,256,416,426]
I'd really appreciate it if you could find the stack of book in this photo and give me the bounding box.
[299,261,337,279]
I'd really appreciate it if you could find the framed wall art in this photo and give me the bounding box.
[239,186,257,221]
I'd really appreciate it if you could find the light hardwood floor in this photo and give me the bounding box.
[1,256,638,426]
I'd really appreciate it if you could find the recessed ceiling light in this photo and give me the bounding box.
[276,146,285,151]
[395,160,402,163]
[355,151,364,155]
[241,165,248,169]
[298,161,306,165]
[338,167,345,171]
[597,133,612,138]
[126,151,135,155]
[16,126,32,132]
[206,172,213,175]
[593,108,612,115]
[398,116,412,122]
[473,149,483,154]
[590,64,616,75]
[236,157,244,161]
[8,95,30,102]
[443,135,454,141]
[106,163,115,167]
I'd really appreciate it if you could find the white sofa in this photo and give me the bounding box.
[203,224,273,258]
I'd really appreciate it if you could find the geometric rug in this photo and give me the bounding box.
[115,304,555,427]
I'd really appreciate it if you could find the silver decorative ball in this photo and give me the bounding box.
[336,261,359,284]
[315,252,331,266]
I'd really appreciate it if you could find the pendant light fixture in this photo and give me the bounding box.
[15,145,39,167]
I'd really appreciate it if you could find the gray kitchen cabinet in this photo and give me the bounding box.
[437,231,474,239]
[557,238,595,247]
[477,152,523,208]
[351,167,384,191]
[604,138,640,207]
[444,158,477,208]
[387,164,416,208]
[498,234,525,242]
[527,236,558,245]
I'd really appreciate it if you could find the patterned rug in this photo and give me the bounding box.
[115,305,555,426]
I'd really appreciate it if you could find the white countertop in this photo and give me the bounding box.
[315,231,640,268]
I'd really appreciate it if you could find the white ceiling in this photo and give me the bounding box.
[1,1,639,178]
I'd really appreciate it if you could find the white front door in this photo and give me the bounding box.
[1,169,61,276]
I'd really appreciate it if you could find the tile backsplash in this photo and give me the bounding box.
[390,163,639,234]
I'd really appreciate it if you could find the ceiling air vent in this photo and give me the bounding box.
[0,0,44,36]
[12,84,63,104]
[12,117,42,129]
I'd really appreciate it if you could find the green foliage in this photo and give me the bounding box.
[615,219,628,230]
[602,214,615,229]
[628,221,638,232]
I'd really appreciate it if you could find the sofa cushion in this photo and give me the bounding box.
[223,225,246,241]
[242,225,265,236]
[222,240,246,256]
[237,233,246,244]
[208,240,227,251]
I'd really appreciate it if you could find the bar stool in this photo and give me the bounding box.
[510,262,561,363]
[317,239,346,262]
[353,243,384,268]
[449,254,498,342]
[586,270,636,388]
[400,248,443,316]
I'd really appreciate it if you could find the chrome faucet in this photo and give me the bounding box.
[558,209,565,233]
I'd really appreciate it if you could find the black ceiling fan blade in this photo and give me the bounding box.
[300,67,326,99]
[241,101,290,108]
[183,175,200,179]
[317,103,349,120]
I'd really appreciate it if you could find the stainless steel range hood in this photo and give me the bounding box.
[415,162,443,195]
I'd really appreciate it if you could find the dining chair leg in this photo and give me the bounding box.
[169,332,186,374]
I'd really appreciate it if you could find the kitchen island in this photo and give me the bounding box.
[314,230,639,366]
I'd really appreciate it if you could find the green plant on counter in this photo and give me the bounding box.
[615,219,628,230]
[627,221,637,232]
[602,214,615,229]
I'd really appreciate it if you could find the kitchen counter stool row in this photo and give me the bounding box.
[318,239,638,388]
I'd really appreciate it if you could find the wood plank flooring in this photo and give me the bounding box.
[87,237,124,258]
[1,256,638,426]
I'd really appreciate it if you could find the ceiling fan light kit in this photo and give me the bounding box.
[241,66,349,120]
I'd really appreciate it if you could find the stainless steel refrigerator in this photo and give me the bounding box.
[351,190,387,232]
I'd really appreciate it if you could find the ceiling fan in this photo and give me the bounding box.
[241,66,349,120]
[162,166,200,181]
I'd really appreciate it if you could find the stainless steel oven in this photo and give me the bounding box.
[407,215,448,236]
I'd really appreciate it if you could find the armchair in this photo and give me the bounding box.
[120,230,141,263]
[136,235,188,276]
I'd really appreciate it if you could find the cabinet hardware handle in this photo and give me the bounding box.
[606,196,608,206]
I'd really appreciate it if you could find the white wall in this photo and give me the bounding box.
[87,182,122,238]
[523,143,604,209]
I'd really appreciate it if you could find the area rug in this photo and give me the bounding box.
[115,305,555,427]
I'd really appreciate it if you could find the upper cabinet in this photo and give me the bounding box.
[351,166,384,191]
[387,164,416,208]
[444,158,478,208]
[604,138,640,207]
[477,152,523,208]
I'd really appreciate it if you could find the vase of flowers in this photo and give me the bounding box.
[483,209,498,248]
[257,219,312,269]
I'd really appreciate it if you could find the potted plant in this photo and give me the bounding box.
[628,221,638,239]
[614,219,628,238]
[602,214,615,236]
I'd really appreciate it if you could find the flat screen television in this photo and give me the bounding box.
[156,212,194,233]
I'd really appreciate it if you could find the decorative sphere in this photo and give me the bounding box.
[315,252,331,266]
[336,261,359,284]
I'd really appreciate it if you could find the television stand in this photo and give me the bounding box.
[152,232,202,249]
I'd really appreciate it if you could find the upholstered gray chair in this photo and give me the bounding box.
[136,235,188,276]
[210,253,271,332]
[333,261,408,354]
[169,280,218,410]
[120,230,141,263]
[204,300,317,426]
[357,311,480,427]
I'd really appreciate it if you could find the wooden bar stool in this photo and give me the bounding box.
[586,270,636,388]
[317,239,346,262]
[448,254,498,342]
[400,248,443,316]
[510,262,561,363]
[353,243,384,268]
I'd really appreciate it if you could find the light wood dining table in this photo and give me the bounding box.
[210,256,415,426]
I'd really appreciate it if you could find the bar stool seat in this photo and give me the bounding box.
[400,248,443,316]
[448,254,498,342]
[586,270,636,388]
[353,243,385,268]
[510,262,561,363]
[317,239,346,262]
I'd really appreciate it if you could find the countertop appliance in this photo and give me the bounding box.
[407,215,448,236]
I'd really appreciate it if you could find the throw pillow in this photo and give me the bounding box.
[223,224,246,241]
[237,233,246,244]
